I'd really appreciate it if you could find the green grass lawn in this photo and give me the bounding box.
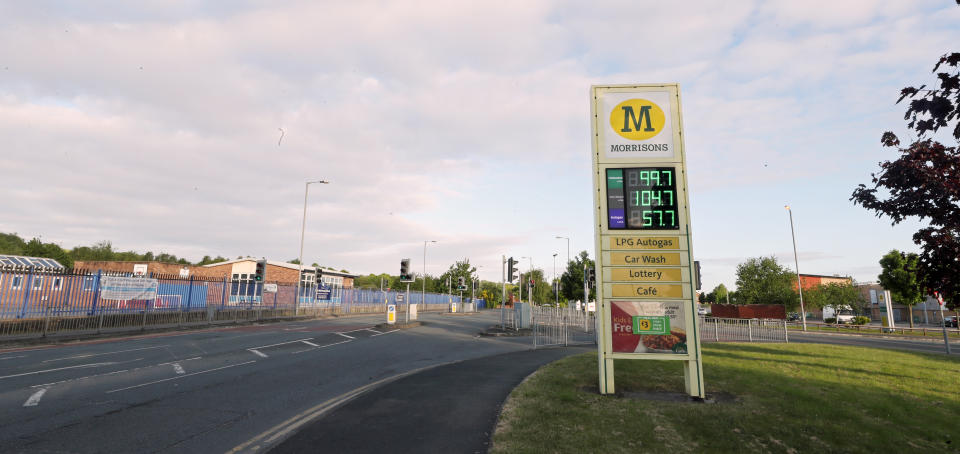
[491,344,960,453]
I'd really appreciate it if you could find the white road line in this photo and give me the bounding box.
[158,357,202,366]
[248,338,316,350]
[42,345,169,363]
[371,329,399,337]
[249,349,269,358]
[105,361,257,394]
[300,340,320,347]
[292,339,352,353]
[334,332,355,339]
[0,362,116,380]
[30,357,202,388]
[0,355,27,361]
[341,328,372,334]
[172,363,185,375]
[23,388,48,407]
[365,329,382,334]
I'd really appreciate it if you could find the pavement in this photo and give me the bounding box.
[272,346,591,454]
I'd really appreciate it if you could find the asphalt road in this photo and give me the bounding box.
[0,311,532,453]
[788,330,960,355]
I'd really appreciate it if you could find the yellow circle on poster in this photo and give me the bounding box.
[609,99,666,141]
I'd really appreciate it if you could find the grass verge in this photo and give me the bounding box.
[491,343,959,453]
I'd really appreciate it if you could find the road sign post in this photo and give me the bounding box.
[590,83,704,398]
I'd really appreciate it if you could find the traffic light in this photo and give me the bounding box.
[586,267,596,287]
[694,260,702,291]
[254,259,266,282]
[507,257,518,283]
[400,258,412,281]
[457,276,466,290]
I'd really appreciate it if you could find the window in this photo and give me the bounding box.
[11,275,23,289]
[53,277,63,291]
[33,276,43,290]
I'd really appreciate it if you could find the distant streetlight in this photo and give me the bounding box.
[553,253,558,305]
[521,256,533,304]
[786,205,807,332]
[423,240,436,308]
[297,180,329,314]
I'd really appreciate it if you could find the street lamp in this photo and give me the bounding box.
[297,180,329,314]
[520,256,533,304]
[785,205,807,332]
[553,253,558,305]
[422,240,436,309]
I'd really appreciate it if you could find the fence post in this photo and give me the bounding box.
[714,319,719,341]
[748,320,753,342]
[18,271,34,319]
[784,320,789,342]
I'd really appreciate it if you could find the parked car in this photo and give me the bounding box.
[836,310,856,324]
[787,312,801,321]
[942,316,958,328]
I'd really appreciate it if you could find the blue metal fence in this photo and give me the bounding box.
[0,269,467,321]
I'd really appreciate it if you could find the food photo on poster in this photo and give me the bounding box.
[611,301,686,354]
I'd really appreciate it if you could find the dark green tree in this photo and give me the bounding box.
[878,250,925,327]
[734,256,798,309]
[558,251,595,303]
[851,46,960,310]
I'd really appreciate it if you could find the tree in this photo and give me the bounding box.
[851,47,960,311]
[0,232,26,255]
[712,283,729,305]
[878,250,925,327]
[558,251,596,303]
[438,259,476,296]
[734,256,798,309]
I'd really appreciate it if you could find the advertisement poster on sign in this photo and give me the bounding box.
[611,301,686,354]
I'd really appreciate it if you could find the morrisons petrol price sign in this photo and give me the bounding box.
[605,167,679,230]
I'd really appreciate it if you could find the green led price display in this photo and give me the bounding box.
[606,167,679,230]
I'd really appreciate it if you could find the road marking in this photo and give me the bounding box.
[105,361,257,394]
[0,355,26,361]
[158,357,202,366]
[371,329,399,337]
[248,338,316,350]
[300,340,319,347]
[366,329,383,334]
[0,362,116,380]
[23,388,48,407]
[31,357,202,388]
[249,349,268,358]
[341,328,372,334]
[334,332,355,339]
[172,363,185,375]
[41,345,169,363]
[227,360,463,454]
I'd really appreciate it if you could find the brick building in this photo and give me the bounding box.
[73,260,224,278]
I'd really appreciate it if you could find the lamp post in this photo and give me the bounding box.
[422,240,436,310]
[521,256,533,304]
[555,236,569,304]
[553,253,558,305]
[785,205,807,332]
[296,180,329,315]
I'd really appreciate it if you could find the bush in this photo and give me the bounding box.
[852,316,871,325]
[824,317,837,324]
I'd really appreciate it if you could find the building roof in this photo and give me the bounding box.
[0,254,65,270]
[799,273,852,280]
[203,258,356,278]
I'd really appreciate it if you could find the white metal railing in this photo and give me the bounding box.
[533,306,596,348]
[699,317,789,343]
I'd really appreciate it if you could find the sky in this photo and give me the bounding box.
[1,0,958,290]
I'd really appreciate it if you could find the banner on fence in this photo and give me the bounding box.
[100,276,159,301]
[263,283,278,293]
